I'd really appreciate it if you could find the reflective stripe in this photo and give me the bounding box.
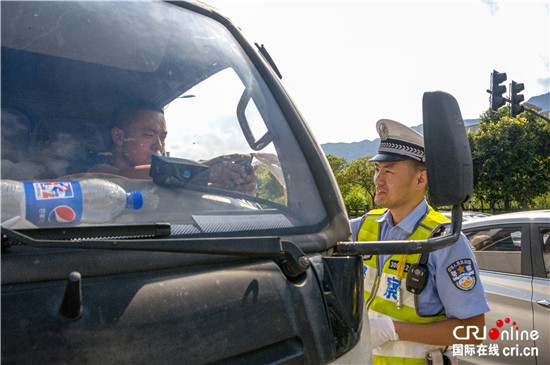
[372,354,424,365]
[360,207,450,364]
[358,208,385,242]
[374,339,436,363]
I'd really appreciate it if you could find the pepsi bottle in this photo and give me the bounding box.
[1,179,143,225]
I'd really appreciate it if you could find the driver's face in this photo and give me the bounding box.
[121,110,167,167]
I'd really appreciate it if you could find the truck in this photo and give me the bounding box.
[1,1,472,363]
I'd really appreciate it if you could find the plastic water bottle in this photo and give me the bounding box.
[1,179,143,224]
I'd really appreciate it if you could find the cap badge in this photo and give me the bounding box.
[378,122,389,140]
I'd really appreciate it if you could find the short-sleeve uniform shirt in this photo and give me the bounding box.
[350,199,490,319]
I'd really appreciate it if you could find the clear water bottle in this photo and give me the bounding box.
[1,179,143,224]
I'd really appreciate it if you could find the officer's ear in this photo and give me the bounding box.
[417,170,428,191]
[111,127,125,147]
[408,160,427,191]
[410,161,428,191]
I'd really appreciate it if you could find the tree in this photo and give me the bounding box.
[326,154,348,173]
[344,188,367,210]
[255,164,285,205]
[469,108,550,210]
[326,155,376,208]
[339,157,376,208]
[326,154,353,197]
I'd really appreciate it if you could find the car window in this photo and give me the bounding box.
[541,228,550,278]
[1,2,328,237]
[465,226,522,274]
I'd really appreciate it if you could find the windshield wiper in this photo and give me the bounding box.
[1,226,309,278]
[2,223,172,242]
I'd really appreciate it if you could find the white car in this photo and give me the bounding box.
[459,210,550,364]
[439,210,491,221]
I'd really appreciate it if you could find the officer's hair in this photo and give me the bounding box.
[407,159,426,175]
[111,101,164,130]
[406,159,428,194]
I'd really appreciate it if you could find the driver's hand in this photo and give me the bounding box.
[202,153,256,194]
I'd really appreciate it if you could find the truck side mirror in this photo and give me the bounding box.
[423,91,473,206]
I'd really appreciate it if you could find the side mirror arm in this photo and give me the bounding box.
[335,205,463,256]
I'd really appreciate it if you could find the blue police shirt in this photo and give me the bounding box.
[350,199,490,319]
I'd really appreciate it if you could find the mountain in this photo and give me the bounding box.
[526,92,550,112]
[321,119,480,161]
[409,118,480,135]
[322,139,380,161]
[320,92,549,160]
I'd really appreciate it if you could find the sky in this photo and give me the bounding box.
[205,0,550,143]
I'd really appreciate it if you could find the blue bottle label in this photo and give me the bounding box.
[23,182,83,224]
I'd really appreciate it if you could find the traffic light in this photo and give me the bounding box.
[510,81,525,118]
[489,70,507,111]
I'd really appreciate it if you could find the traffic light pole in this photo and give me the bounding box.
[524,106,550,123]
[485,90,550,123]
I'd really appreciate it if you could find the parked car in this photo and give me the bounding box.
[439,210,491,221]
[459,210,550,365]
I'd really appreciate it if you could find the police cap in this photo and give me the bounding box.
[370,119,425,163]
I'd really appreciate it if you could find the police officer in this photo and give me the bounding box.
[350,119,490,364]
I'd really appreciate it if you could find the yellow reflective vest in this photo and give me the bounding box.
[359,207,450,365]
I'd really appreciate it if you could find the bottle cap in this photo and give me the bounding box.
[126,191,144,210]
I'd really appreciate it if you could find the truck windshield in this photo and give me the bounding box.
[1,1,327,237]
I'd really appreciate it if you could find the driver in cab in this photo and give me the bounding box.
[88,102,256,193]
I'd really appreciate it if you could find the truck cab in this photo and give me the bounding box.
[1,1,471,364]
[1,2,364,363]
